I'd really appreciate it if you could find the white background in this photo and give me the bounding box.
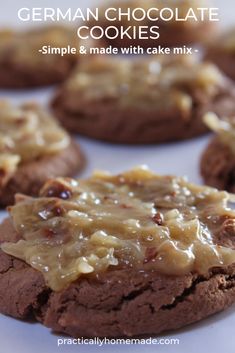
[0,1,235,353]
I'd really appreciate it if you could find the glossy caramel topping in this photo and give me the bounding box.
[1,167,235,291]
[66,56,224,114]
[0,101,70,186]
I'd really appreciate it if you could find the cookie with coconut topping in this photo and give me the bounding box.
[0,167,235,337]
[201,113,235,191]
[0,25,82,88]
[205,28,235,82]
[0,101,84,206]
[52,55,235,144]
[89,0,216,48]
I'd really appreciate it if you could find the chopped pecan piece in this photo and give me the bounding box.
[144,247,158,264]
[152,212,163,225]
[40,179,72,200]
[221,218,235,237]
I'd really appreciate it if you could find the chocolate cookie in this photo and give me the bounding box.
[0,167,235,338]
[52,55,235,144]
[90,0,216,48]
[0,101,84,206]
[205,28,235,81]
[0,26,80,88]
[201,113,235,191]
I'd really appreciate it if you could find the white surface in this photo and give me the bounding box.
[0,1,235,353]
